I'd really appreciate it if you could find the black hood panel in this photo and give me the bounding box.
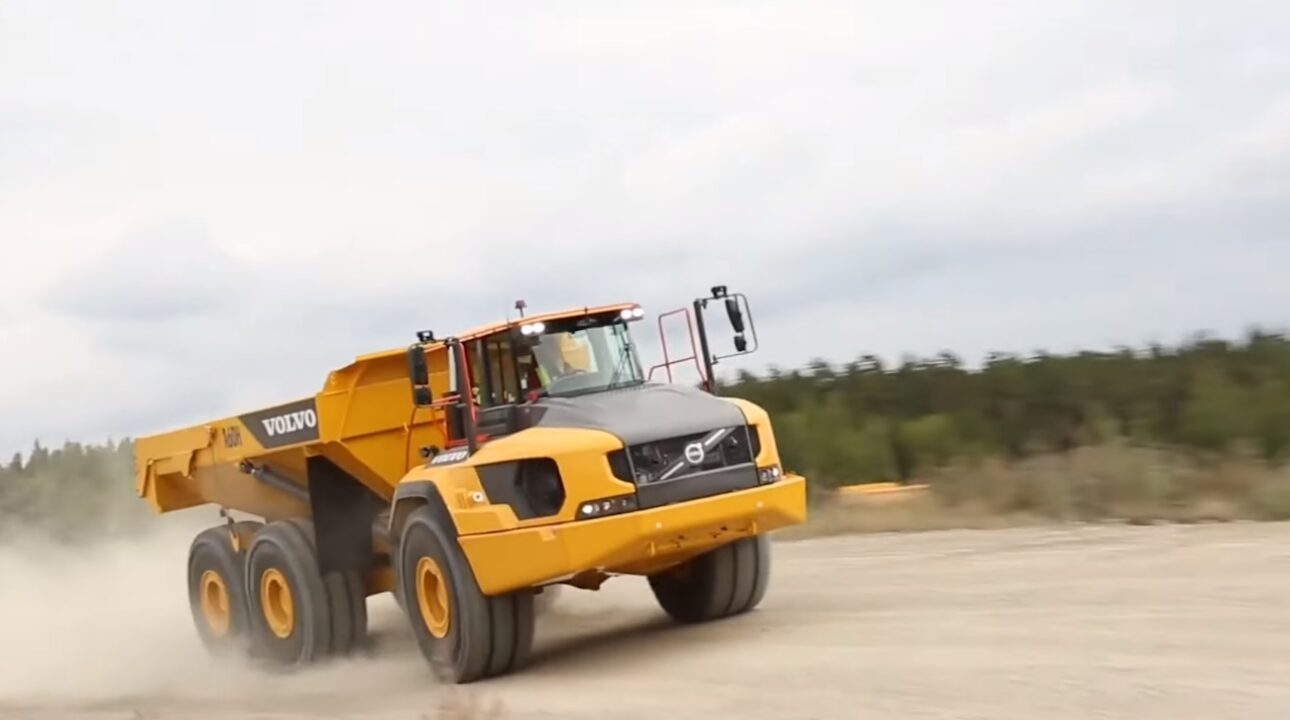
[525,383,747,446]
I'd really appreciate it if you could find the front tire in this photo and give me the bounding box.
[397,505,535,683]
[648,534,771,623]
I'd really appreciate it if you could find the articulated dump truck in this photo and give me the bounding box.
[133,285,807,683]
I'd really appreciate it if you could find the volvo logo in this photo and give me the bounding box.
[684,442,706,465]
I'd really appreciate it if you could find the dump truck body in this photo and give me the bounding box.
[133,288,807,683]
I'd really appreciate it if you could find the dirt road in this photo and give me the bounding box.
[3,521,1289,719]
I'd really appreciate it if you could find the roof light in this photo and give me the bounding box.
[520,321,546,336]
[621,306,645,321]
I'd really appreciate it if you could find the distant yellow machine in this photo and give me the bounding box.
[835,482,930,506]
[134,285,807,683]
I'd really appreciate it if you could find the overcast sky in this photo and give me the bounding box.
[2,0,1288,457]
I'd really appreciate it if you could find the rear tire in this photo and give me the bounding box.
[187,521,263,653]
[244,518,368,665]
[397,505,535,683]
[648,534,771,623]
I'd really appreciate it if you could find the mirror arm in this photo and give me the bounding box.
[692,296,717,393]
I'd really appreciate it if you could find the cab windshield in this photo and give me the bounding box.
[530,319,644,397]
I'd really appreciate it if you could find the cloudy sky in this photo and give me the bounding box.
[2,0,1288,457]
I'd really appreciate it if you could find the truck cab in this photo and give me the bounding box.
[437,304,652,446]
[383,289,804,682]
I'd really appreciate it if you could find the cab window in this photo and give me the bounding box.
[484,336,520,405]
[466,339,488,405]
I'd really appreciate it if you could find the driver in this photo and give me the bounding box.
[536,332,592,385]
[552,333,591,378]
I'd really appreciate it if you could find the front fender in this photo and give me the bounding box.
[389,479,453,542]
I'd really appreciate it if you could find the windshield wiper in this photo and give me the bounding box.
[604,336,637,392]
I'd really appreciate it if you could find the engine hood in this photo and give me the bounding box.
[525,382,748,446]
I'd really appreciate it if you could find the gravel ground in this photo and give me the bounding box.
[3,521,1289,719]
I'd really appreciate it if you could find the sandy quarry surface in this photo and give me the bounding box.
[2,518,1289,719]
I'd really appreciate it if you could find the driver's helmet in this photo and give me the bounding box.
[556,333,591,373]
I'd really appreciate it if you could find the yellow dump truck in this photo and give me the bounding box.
[133,285,807,683]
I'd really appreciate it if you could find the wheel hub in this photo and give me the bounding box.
[199,570,232,637]
[260,568,295,639]
[415,557,451,639]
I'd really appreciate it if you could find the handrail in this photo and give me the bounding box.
[647,307,706,384]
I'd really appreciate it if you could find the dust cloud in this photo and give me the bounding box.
[0,512,448,718]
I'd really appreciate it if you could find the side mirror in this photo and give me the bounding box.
[407,346,433,406]
[408,346,429,385]
[692,285,759,395]
[725,297,745,334]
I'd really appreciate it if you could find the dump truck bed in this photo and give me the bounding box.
[133,345,452,519]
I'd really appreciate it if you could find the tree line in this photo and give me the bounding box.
[0,438,150,542]
[720,328,1290,487]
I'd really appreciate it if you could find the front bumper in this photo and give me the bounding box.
[458,474,807,595]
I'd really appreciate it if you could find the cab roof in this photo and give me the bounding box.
[350,301,639,363]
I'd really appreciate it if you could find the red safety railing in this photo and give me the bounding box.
[647,307,707,385]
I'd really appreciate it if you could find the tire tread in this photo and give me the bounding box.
[649,535,773,624]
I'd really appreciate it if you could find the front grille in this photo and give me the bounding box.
[623,425,756,485]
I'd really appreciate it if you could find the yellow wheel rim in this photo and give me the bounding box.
[415,557,451,639]
[199,570,232,637]
[260,568,295,639]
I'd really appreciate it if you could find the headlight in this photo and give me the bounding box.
[758,465,782,485]
[576,494,638,519]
